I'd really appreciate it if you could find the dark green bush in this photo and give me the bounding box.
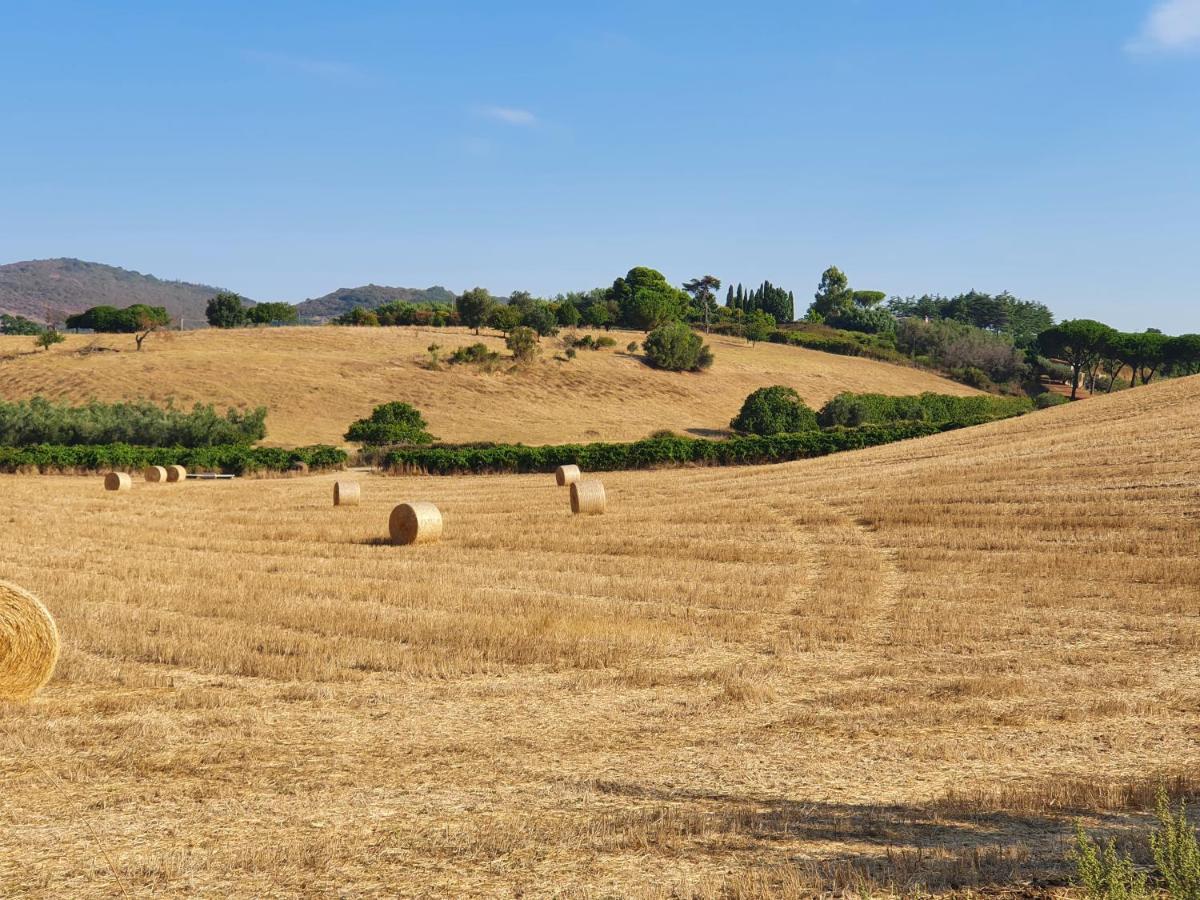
[644,322,713,372]
[1035,392,1070,409]
[817,392,1032,428]
[344,402,435,445]
[730,386,819,436]
[0,397,267,447]
[447,343,499,366]
[0,443,346,475]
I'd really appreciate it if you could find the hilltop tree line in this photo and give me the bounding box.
[1036,320,1200,399]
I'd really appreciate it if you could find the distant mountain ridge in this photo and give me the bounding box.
[0,258,246,326]
[0,258,456,326]
[295,284,456,320]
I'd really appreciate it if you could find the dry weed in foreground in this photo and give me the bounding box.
[1,376,1198,897]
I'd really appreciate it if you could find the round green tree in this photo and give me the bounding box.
[642,321,714,372]
[730,386,818,435]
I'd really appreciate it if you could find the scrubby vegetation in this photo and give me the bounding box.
[447,342,500,367]
[344,402,434,446]
[730,386,818,436]
[0,397,267,447]
[1070,787,1200,899]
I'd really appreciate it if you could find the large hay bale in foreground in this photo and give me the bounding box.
[104,472,131,492]
[555,464,581,486]
[0,581,60,702]
[389,502,443,545]
[143,465,168,483]
[165,465,187,482]
[570,480,607,515]
[333,480,360,506]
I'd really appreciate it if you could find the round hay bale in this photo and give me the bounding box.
[290,460,309,475]
[0,581,60,702]
[389,502,443,545]
[570,480,606,515]
[143,465,168,483]
[103,471,131,492]
[333,480,361,506]
[555,464,581,486]
[165,465,187,482]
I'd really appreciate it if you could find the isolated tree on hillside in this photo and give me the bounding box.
[1036,319,1115,400]
[456,287,494,335]
[683,275,722,334]
[809,266,854,320]
[131,305,170,351]
[206,292,248,328]
[35,329,65,352]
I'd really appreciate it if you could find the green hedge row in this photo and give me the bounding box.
[381,421,994,475]
[767,328,906,364]
[817,391,1033,428]
[0,443,347,475]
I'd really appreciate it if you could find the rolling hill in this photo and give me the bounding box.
[0,325,978,446]
[0,258,246,326]
[0,374,1196,896]
[294,284,456,320]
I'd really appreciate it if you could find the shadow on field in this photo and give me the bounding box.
[576,778,1166,895]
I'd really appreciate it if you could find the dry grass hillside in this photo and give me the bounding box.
[1,376,1197,897]
[0,326,975,446]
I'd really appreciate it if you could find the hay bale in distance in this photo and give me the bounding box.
[390,502,443,545]
[143,465,168,483]
[165,465,187,482]
[555,464,581,486]
[104,472,131,492]
[333,480,361,506]
[0,581,60,702]
[570,480,606,515]
[290,461,309,475]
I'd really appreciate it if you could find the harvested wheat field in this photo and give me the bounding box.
[0,326,975,446]
[2,376,1199,898]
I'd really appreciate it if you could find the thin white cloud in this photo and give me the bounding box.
[243,50,363,82]
[477,105,538,126]
[1127,0,1200,53]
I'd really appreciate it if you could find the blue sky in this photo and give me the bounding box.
[2,0,1198,330]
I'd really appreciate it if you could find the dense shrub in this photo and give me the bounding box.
[1035,392,1070,409]
[0,443,346,475]
[0,397,267,447]
[344,402,434,445]
[817,392,1032,428]
[730,386,819,436]
[447,343,499,366]
[384,422,969,475]
[506,326,539,362]
[644,322,713,372]
[824,304,896,335]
